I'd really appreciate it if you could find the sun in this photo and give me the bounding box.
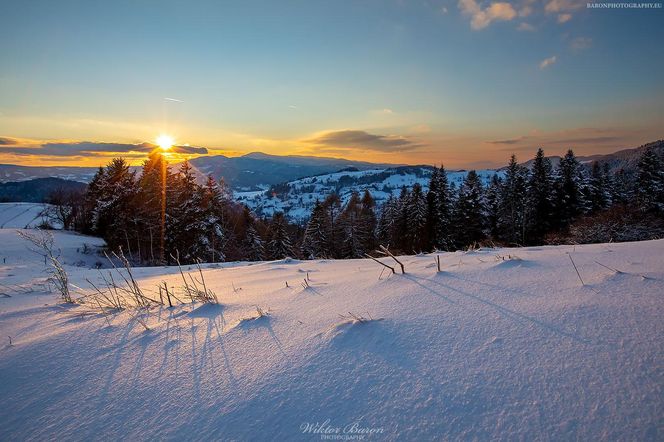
[156,134,174,151]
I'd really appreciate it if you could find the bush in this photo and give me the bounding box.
[547,205,664,244]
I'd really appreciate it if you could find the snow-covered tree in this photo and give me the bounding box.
[554,149,586,228]
[525,148,555,243]
[302,200,331,258]
[427,165,454,250]
[498,155,528,245]
[407,183,428,252]
[635,147,664,213]
[453,170,485,248]
[267,212,294,259]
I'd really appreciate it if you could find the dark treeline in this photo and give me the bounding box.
[52,147,664,264]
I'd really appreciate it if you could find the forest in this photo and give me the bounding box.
[45,147,664,265]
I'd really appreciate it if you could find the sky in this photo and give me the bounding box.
[0,0,662,168]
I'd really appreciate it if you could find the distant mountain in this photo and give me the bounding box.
[235,166,500,223]
[0,178,87,203]
[0,153,399,190]
[516,140,664,173]
[0,164,99,183]
[188,153,400,190]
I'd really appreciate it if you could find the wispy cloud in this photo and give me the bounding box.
[486,136,530,145]
[570,36,593,51]
[163,97,183,102]
[305,130,421,152]
[557,13,572,23]
[539,55,557,69]
[0,137,20,145]
[458,0,517,30]
[0,141,208,157]
[486,128,634,153]
[545,0,583,23]
[517,22,535,31]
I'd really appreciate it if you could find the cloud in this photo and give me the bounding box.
[0,137,19,145]
[539,55,557,69]
[517,22,535,31]
[0,141,208,157]
[458,0,517,30]
[545,0,583,13]
[570,36,592,51]
[485,128,633,153]
[486,136,530,145]
[557,13,572,23]
[545,0,583,22]
[305,130,421,152]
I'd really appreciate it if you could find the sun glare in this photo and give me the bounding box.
[156,134,174,151]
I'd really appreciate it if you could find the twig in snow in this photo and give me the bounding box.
[567,253,585,287]
[377,245,405,274]
[364,253,395,275]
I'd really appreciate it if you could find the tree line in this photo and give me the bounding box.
[49,146,664,264]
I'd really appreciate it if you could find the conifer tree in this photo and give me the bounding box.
[359,190,377,253]
[426,165,454,250]
[337,192,365,258]
[611,168,631,206]
[302,200,331,258]
[267,212,294,259]
[321,193,342,258]
[167,161,206,262]
[635,147,664,213]
[377,195,397,246]
[554,149,586,228]
[498,155,528,245]
[407,183,428,252]
[241,207,265,261]
[453,170,485,248]
[588,161,610,213]
[526,148,554,243]
[484,174,502,240]
[201,174,226,262]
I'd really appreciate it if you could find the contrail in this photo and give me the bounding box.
[164,97,183,102]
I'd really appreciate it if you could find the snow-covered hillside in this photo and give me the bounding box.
[236,167,500,222]
[0,202,54,228]
[1,230,662,440]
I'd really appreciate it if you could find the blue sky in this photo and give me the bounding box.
[0,0,662,167]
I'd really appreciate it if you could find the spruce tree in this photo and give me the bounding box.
[526,148,554,243]
[453,170,485,248]
[377,195,397,246]
[267,212,294,259]
[611,168,631,206]
[359,190,377,253]
[201,174,226,262]
[554,149,586,228]
[498,155,528,245]
[242,208,265,261]
[484,174,502,240]
[426,165,454,250]
[302,200,331,258]
[635,147,664,213]
[407,183,428,252]
[588,161,610,213]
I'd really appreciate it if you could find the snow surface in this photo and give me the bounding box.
[1,232,663,440]
[0,203,55,229]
